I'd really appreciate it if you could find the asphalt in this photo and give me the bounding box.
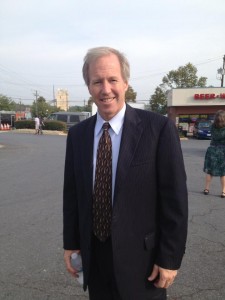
[0,131,224,299]
[7,128,67,135]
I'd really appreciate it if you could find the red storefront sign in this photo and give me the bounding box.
[194,93,225,99]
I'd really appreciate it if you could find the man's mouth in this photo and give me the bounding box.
[100,97,116,103]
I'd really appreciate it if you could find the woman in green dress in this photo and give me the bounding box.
[203,110,225,198]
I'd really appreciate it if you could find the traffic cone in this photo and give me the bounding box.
[6,123,10,130]
[3,124,6,130]
[0,124,3,130]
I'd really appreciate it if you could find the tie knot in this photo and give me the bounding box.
[102,122,110,131]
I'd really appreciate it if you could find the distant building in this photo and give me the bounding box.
[16,111,32,120]
[56,89,68,111]
[167,87,225,135]
[0,110,16,127]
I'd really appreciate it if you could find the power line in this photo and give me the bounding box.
[1,54,223,102]
[131,56,223,80]
[1,55,223,85]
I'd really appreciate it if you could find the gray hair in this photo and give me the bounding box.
[82,46,130,86]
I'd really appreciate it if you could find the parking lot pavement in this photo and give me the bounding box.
[0,134,225,299]
[9,128,67,135]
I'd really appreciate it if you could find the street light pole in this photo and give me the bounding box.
[35,90,38,116]
[217,55,225,87]
[221,55,225,87]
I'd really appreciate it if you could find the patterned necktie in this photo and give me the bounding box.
[93,122,112,242]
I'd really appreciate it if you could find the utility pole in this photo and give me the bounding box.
[19,99,22,115]
[35,90,38,116]
[221,55,225,87]
[53,85,56,106]
[218,55,225,87]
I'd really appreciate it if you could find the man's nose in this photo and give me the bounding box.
[101,81,111,94]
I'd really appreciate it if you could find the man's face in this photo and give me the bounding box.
[88,53,128,121]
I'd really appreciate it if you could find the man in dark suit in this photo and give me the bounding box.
[63,47,188,300]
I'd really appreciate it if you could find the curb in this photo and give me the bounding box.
[8,129,67,136]
[180,137,188,140]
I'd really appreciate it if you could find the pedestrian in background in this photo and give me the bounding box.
[34,116,40,135]
[39,117,45,135]
[63,46,188,300]
[203,110,225,197]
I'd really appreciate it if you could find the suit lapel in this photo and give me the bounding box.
[114,105,143,201]
[82,115,96,199]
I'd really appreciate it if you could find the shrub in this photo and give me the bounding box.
[15,120,35,129]
[43,120,67,131]
[14,120,67,131]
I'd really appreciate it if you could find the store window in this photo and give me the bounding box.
[178,114,214,135]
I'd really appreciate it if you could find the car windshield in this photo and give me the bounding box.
[47,114,57,120]
[198,122,211,128]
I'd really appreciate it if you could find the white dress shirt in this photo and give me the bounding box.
[93,104,126,203]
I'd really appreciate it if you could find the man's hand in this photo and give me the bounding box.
[148,264,177,289]
[64,249,80,278]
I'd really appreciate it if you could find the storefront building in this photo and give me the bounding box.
[167,87,225,135]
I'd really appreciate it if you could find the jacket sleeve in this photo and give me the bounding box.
[63,129,80,250]
[155,118,188,270]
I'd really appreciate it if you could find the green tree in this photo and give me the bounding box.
[68,105,91,113]
[68,106,83,112]
[14,102,29,112]
[162,62,207,88]
[150,87,167,115]
[125,85,136,102]
[150,62,208,115]
[88,96,94,106]
[0,94,16,111]
[31,96,58,117]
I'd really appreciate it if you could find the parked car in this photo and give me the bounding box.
[193,120,212,139]
[47,112,91,130]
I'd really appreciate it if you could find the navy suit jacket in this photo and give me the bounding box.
[63,104,188,299]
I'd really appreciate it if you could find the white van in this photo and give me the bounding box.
[47,112,91,130]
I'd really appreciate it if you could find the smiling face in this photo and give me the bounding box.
[88,53,128,121]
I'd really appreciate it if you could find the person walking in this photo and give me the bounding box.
[34,116,40,135]
[203,110,225,198]
[39,117,45,135]
[63,46,188,300]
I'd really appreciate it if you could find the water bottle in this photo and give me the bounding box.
[71,253,83,285]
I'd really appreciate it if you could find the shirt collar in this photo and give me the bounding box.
[95,104,126,136]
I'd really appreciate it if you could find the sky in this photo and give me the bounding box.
[0,0,225,106]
